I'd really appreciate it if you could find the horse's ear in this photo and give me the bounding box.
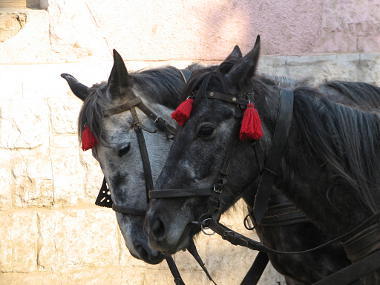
[61,73,89,101]
[219,45,243,74]
[225,35,261,88]
[107,49,130,96]
[226,45,243,60]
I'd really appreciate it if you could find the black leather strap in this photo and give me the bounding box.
[253,89,294,223]
[103,97,142,117]
[131,107,154,203]
[207,91,248,106]
[150,188,213,199]
[259,204,309,227]
[165,256,186,285]
[206,212,380,255]
[313,250,380,285]
[241,252,269,285]
[342,223,380,261]
[187,241,217,285]
[111,204,146,216]
[137,102,176,135]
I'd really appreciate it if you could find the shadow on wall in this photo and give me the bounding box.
[26,0,48,9]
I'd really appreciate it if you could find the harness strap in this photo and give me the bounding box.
[111,204,146,216]
[131,107,154,202]
[207,91,248,106]
[187,241,217,285]
[259,205,309,227]
[104,96,176,136]
[342,223,380,261]
[241,252,269,285]
[165,256,186,285]
[313,250,380,285]
[150,188,213,199]
[253,89,294,223]
[206,211,380,255]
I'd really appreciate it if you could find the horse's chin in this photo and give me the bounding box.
[150,223,194,254]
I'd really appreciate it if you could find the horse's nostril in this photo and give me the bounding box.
[151,217,166,241]
[135,244,148,260]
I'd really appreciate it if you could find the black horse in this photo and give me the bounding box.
[146,37,380,284]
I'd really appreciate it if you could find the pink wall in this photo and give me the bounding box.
[77,0,380,60]
[2,0,380,64]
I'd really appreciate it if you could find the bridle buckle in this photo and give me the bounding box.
[213,184,222,194]
[200,218,215,235]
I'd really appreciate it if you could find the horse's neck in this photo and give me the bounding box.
[278,97,379,236]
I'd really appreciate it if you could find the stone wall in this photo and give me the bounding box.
[1,1,380,284]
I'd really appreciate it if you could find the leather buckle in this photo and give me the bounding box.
[213,184,222,194]
[200,218,215,235]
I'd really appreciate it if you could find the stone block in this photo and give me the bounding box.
[63,267,124,285]
[0,211,38,272]
[48,96,81,135]
[47,0,110,60]
[0,10,53,64]
[79,150,103,200]
[0,272,61,285]
[0,98,50,149]
[357,53,380,85]
[37,209,119,272]
[49,134,86,206]
[0,150,13,210]
[0,12,26,43]
[11,148,54,208]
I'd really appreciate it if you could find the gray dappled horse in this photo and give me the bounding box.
[146,37,380,284]
[62,50,184,264]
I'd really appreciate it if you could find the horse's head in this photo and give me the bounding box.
[62,50,184,264]
[146,37,281,253]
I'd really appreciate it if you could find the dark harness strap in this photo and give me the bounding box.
[241,252,269,285]
[313,250,380,285]
[130,106,154,202]
[165,256,185,285]
[150,188,213,199]
[206,212,380,255]
[253,89,294,223]
[259,204,309,227]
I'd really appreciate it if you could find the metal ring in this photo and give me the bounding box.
[244,214,255,231]
[213,185,222,194]
[200,218,215,235]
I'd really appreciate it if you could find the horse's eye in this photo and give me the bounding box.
[118,143,131,157]
[197,123,215,139]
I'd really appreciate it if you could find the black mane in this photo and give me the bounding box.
[293,87,380,212]
[322,80,380,110]
[77,66,187,143]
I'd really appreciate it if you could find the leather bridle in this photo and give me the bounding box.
[93,69,217,285]
[149,89,294,223]
[148,87,380,284]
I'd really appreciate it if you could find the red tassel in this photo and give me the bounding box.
[81,125,97,151]
[239,103,263,141]
[171,98,194,126]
